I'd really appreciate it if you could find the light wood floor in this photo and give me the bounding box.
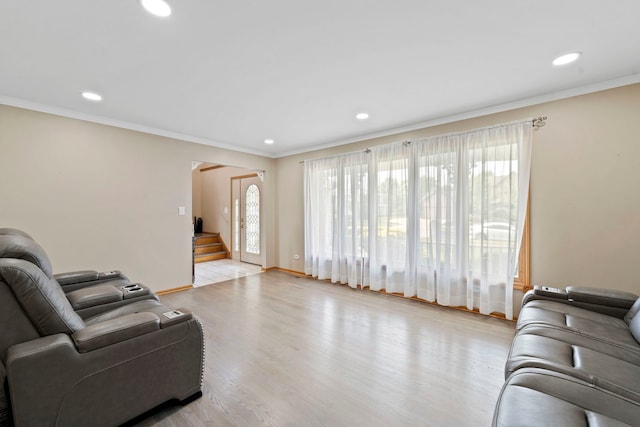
[136,270,516,426]
[194,259,263,287]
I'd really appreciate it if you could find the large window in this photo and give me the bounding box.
[304,120,532,319]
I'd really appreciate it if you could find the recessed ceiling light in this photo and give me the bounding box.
[140,0,172,17]
[552,52,582,66]
[356,112,369,120]
[82,91,102,102]
[264,139,275,145]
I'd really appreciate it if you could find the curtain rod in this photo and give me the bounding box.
[300,116,548,164]
[532,116,547,128]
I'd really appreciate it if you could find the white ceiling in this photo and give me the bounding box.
[1,1,639,158]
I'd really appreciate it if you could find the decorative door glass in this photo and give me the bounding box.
[245,184,260,254]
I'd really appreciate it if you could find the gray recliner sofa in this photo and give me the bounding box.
[492,286,640,426]
[0,233,157,318]
[0,233,204,426]
[0,228,131,292]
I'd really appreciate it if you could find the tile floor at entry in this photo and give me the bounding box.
[193,258,263,287]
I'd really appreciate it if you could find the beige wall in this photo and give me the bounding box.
[0,105,276,292]
[275,84,640,295]
[192,166,202,219]
[3,84,640,296]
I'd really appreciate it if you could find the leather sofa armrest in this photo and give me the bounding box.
[566,286,638,309]
[72,312,160,353]
[522,287,569,306]
[67,284,153,312]
[159,308,193,328]
[56,270,128,292]
[55,270,100,286]
[67,284,124,309]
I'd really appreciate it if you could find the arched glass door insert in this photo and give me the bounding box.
[245,184,260,255]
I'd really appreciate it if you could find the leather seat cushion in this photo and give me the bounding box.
[493,368,640,427]
[506,333,640,400]
[513,324,640,364]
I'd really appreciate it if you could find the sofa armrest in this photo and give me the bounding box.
[566,286,638,309]
[56,270,128,292]
[522,287,569,306]
[159,308,193,328]
[6,320,203,426]
[67,283,154,316]
[66,284,125,309]
[55,270,100,286]
[72,312,160,353]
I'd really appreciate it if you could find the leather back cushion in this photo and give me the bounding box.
[630,314,640,345]
[0,359,6,426]
[624,297,640,325]
[0,228,33,240]
[0,283,40,361]
[0,259,84,335]
[0,234,53,278]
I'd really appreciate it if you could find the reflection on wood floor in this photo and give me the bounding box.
[139,270,516,426]
[194,258,263,287]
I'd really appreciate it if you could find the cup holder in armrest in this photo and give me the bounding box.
[122,284,151,299]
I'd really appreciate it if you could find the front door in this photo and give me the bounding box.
[231,175,262,265]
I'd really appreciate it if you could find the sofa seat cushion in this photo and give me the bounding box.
[506,334,640,401]
[493,368,640,427]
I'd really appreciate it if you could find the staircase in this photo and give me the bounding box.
[193,232,228,263]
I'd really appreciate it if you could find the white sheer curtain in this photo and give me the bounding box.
[304,152,369,287]
[304,120,532,319]
[368,143,409,294]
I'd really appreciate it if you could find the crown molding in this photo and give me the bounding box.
[275,73,640,158]
[0,95,273,158]
[3,73,639,160]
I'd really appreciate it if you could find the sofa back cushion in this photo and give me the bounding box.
[0,359,7,427]
[0,228,33,240]
[0,234,53,278]
[0,259,84,335]
[631,313,640,345]
[624,297,640,325]
[0,282,40,362]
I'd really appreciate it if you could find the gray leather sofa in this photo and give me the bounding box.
[0,228,131,292]
[0,233,157,319]
[0,231,204,426]
[493,286,640,426]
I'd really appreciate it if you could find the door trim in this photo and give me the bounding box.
[230,173,261,265]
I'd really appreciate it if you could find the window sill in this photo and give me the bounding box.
[513,281,533,292]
